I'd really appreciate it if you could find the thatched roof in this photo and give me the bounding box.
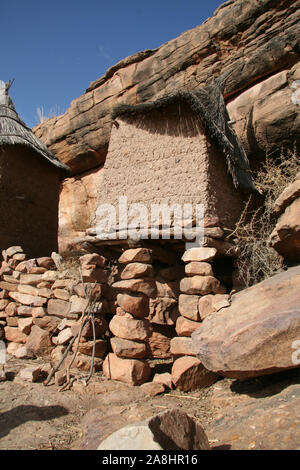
[111,83,257,194]
[0,86,69,174]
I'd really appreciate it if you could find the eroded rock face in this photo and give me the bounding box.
[33,0,300,174]
[192,266,300,379]
[58,167,104,254]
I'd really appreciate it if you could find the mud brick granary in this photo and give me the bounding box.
[0,81,69,257]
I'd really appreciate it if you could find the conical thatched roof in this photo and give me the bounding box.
[0,83,69,174]
[112,83,257,194]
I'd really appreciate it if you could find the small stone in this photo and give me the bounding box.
[171,356,218,392]
[180,276,220,295]
[26,325,52,356]
[36,257,55,269]
[170,336,196,356]
[185,262,214,276]
[19,366,41,383]
[79,253,106,268]
[8,291,47,307]
[120,263,153,280]
[13,345,33,359]
[109,315,151,341]
[55,370,67,386]
[111,337,147,359]
[140,382,165,396]
[56,327,73,345]
[175,316,201,337]
[117,293,149,318]
[18,306,46,318]
[153,373,173,390]
[51,252,64,269]
[18,317,33,335]
[178,294,200,321]
[182,247,217,263]
[53,288,70,301]
[113,279,157,298]
[6,246,24,258]
[198,294,230,320]
[118,248,152,265]
[103,353,151,386]
[4,326,27,343]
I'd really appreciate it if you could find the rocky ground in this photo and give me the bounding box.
[0,356,299,450]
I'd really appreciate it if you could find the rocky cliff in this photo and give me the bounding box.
[33,0,300,253]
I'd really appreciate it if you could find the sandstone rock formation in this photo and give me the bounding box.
[269,174,300,262]
[33,0,300,175]
[192,265,300,378]
[33,0,300,254]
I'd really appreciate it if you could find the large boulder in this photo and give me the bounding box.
[269,175,300,262]
[192,266,300,379]
[97,410,210,450]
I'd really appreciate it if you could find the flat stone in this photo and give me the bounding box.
[175,316,201,337]
[6,246,24,257]
[47,298,75,319]
[117,292,149,318]
[113,278,157,298]
[170,336,196,356]
[178,294,200,321]
[198,294,230,320]
[18,317,33,335]
[56,327,73,345]
[111,337,147,359]
[182,247,217,263]
[25,325,52,356]
[4,326,28,343]
[171,356,219,392]
[72,338,107,357]
[180,276,220,295]
[140,382,165,396]
[185,262,214,276]
[8,291,46,307]
[152,372,173,390]
[118,248,152,264]
[120,263,153,280]
[17,306,46,318]
[53,288,70,301]
[97,422,163,450]
[18,366,41,383]
[103,353,151,385]
[109,315,151,341]
[19,274,45,286]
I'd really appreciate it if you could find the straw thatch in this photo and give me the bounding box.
[0,92,69,174]
[111,83,257,194]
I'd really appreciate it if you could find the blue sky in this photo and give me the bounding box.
[1,0,224,128]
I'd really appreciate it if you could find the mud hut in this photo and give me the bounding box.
[84,83,257,250]
[0,81,69,257]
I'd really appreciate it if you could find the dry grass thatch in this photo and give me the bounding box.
[228,148,300,287]
[0,98,69,174]
[112,83,257,194]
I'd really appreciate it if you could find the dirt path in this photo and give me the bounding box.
[1,356,299,450]
[0,356,221,450]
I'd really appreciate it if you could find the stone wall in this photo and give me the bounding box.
[0,242,235,391]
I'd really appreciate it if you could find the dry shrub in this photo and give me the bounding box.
[228,148,299,288]
[57,256,82,280]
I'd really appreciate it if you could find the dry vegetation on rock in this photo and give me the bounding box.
[229,148,299,287]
